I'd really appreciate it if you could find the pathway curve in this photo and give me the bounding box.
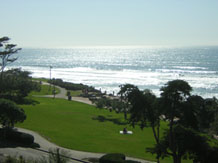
[0,127,153,163]
[35,82,93,105]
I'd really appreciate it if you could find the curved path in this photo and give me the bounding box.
[35,82,93,105]
[0,127,153,163]
[0,83,154,163]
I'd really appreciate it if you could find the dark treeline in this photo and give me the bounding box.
[95,80,218,163]
[48,78,100,92]
[0,37,39,147]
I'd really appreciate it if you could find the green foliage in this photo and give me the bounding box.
[120,85,161,162]
[99,153,126,163]
[0,98,26,128]
[127,88,159,129]
[99,153,141,163]
[118,84,137,99]
[124,160,141,163]
[149,125,218,162]
[0,129,34,145]
[94,97,125,114]
[0,69,40,102]
[120,80,218,163]
[49,78,99,92]
[17,97,167,162]
[209,113,218,135]
[95,98,112,109]
[201,98,218,131]
[182,96,218,132]
[0,36,21,73]
[30,85,60,96]
[159,80,194,163]
[179,95,204,130]
[0,38,40,102]
[160,79,192,121]
[66,90,82,97]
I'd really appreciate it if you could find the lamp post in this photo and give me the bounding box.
[49,66,52,91]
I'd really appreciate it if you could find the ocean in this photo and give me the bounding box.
[9,46,218,98]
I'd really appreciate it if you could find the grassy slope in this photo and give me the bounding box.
[17,85,191,162]
[17,97,170,162]
[30,85,60,95]
[66,90,82,97]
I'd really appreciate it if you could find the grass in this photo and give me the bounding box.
[17,97,161,161]
[66,90,82,97]
[30,85,60,96]
[32,77,49,82]
[16,89,191,162]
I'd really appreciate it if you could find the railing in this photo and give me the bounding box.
[33,148,90,163]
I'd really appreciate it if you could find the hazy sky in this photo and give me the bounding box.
[1,0,218,47]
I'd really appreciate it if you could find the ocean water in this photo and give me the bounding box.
[9,46,218,98]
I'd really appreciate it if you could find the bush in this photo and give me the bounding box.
[99,153,141,163]
[0,98,26,128]
[124,160,141,163]
[19,132,34,145]
[49,78,100,92]
[99,153,125,163]
[0,129,34,145]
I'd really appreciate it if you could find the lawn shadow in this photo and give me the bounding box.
[0,96,40,105]
[16,98,40,105]
[92,115,128,125]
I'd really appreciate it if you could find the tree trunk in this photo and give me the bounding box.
[169,101,179,163]
[124,109,127,120]
[151,124,160,163]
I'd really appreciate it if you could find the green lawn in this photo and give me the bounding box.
[30,85,60,96]
[17,88,191,162]
[32,77,49,82]
[66,90,82,97]
[17,97,171,162]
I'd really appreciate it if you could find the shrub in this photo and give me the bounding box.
[124,160,141,163]
[49,78,100,92]
[1,129,34,145]
[0,98,26,128]
[99,153,125,163]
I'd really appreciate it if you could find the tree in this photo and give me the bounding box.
[0,68,40,102]
[118,84,137,120]
[179,95,204,130]
[160,80,192,163]
[121,80,218,163]
[0,37,21,77]
[151,124,218,163]
[119,85,161,162]
[210,113,218,135]
[0,98,26,129]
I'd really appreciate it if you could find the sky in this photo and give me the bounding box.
[1,0,218,48]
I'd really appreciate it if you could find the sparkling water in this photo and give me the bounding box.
[9,46,218,98]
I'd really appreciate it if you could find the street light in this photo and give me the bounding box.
[49,66,52,91]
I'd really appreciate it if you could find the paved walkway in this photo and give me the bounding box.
[0,127,153,163]
[35,82,93,105]
[0,83,154,163]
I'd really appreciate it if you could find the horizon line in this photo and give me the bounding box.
[20,44,218,49]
